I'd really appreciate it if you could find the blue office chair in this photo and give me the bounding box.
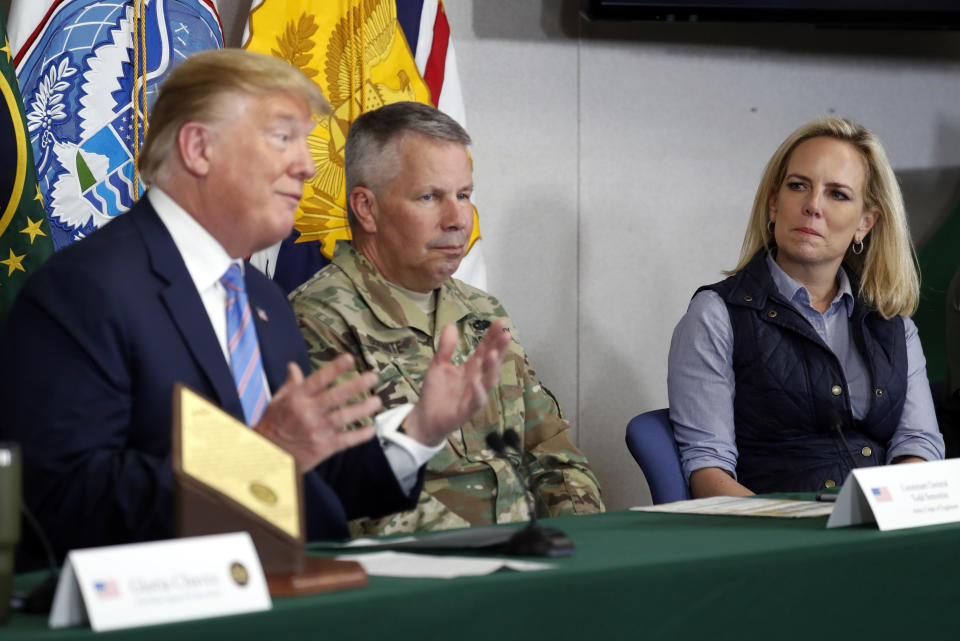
[625,408,690,504]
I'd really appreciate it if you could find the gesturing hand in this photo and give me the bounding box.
[254,354,382,471]
[402,319,511,447]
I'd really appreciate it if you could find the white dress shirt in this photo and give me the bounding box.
[147,189,440,493]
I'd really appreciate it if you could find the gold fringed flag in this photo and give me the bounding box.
[0,9,52,327]
[244,0,482,273]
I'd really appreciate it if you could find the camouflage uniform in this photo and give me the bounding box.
[291,242,604,536]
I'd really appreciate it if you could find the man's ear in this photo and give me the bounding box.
[177,122,213,177]
[349,187,379,234]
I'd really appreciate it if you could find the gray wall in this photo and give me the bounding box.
[432,2,960,511]
[8,0,960,510]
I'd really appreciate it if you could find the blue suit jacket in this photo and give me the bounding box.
[0,198,417,570]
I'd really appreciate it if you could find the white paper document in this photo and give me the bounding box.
[632,496,834,518]
[340,524,519,550]
[337,551,554,579]
[827,459,960,531]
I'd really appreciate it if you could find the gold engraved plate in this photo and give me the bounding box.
[179,387,300,539]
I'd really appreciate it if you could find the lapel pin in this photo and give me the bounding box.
[256,307,269,322]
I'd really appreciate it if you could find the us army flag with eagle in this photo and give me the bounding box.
[0,8,52,327]
[245,0,487,292]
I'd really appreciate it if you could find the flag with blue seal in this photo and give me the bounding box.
[9,0,223,249]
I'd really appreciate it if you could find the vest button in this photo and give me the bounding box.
[743,295,753,302]
[861,446,873,457]
[824,479,836,488]
[767,310,777,318]
[875,388,884,397]
[831,385,842,396]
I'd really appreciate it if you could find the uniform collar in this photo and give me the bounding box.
[332,241,473,335]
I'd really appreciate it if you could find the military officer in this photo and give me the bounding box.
[291,101,604,536]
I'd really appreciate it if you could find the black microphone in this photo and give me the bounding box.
[825,408,862,472]
[502,429,521,452]
[485,429,573,557]
[486,432,538,527]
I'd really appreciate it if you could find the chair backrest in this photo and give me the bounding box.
[625,408,690,504]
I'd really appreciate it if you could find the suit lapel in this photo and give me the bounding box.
[131,199,243,418]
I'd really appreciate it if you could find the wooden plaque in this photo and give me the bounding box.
[171,384,367,596]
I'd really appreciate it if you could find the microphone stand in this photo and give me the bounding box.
[825,408,863,473]
[485,430,574,557]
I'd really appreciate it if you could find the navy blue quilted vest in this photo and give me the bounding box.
[701,250,907,493]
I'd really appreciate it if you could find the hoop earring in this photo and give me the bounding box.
[852,239,864,255]
[767,220,774,234]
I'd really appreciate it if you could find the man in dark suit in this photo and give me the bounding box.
[0,49,509,570]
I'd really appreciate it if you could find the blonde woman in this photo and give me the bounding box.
[668,118,944,498]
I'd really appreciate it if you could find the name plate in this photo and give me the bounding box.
[827,459,960,531]
[49,532,271,632]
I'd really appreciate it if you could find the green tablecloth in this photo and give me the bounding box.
[5,507,960,640]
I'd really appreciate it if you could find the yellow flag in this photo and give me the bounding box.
[246,0,438,259]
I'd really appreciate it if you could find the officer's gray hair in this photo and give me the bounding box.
[344,101,471,227]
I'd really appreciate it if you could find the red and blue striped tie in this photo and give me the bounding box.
[220,264,268,426]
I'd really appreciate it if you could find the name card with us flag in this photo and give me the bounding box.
[48,532,270,632]
[826,459,960,531]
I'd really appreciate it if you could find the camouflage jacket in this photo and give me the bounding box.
[291,242,604,536]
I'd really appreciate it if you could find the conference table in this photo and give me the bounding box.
[6,500,960,640]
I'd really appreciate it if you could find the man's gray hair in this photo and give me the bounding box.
[344,101,471,226]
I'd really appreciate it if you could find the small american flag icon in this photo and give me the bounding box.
[94,580,119,598]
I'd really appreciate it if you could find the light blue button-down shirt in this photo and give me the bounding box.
[668,253,944,484]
